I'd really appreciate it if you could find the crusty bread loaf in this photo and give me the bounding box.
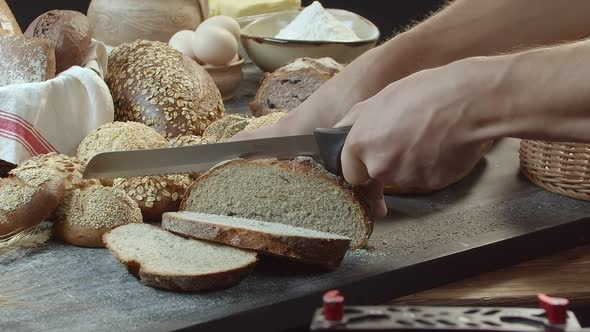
[77,121,169,162]
[113,174,192,221]
[24,10,92,74]
[249,57,343,117]
[181,157,372,248]
[0,0,21,36]
[104,223,258,291]
[0,174,65,236]
[106,40,225,138]
[0,35,56,87]
[10,152,99,191]
[54,185,142,247]
[242,111,287,132]
[167,135,210,148]
[383,140,496,195]
[163,211,351,269]
[202,114,252,143]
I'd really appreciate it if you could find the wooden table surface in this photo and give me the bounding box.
[390,244,590,311]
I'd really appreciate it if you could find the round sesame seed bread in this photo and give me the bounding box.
[180,157,373,249]
[0,174,66,236]
[113,174,193,221]
[54,185,142,248]
[106,40,225,139]
[249,57,343,117]
[162,211,351,269]
[24,10,92,74]
[202,114,252,143]
[10,152,99,192]
[103,223,258,292]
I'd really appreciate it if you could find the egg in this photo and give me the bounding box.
[169,30,196,58]
[197,15,241,41]
[192,26,238,66]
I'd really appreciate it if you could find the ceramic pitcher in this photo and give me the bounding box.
[88,0,209,47]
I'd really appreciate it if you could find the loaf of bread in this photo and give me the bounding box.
[0,35,56,87]
[0,173,65,236]
[24,10,92,74]
[77,121,169,162]
[106,40,225,139]
[113,174,192,221]
[54,185,142,247]
[0,0,21,36]
[163,211,351,269]
[181,157,372,248]
[242,111,287,132]
[167,135,210,148]
[202,114,252,143]
[249,57,343,117]
[104,223,258,291]
[10,152,99,191]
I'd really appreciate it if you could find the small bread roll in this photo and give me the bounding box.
[54,185,142,248]
[113,174,192,221]
[24,10,92,73]
[10,152,99,191]
[0,173,65,236]
[202,114,252,143]
[242,111,287,131]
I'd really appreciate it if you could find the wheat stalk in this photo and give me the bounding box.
[0,226,51,255]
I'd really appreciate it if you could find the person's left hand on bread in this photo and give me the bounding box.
[336,59,495,196]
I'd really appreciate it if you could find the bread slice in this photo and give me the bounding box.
[180,158,372,248]
[249,57,343,117]
[103,224,258,292]
[162,211,351,268]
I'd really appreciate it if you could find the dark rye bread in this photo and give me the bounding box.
[249,57,343,117]
[107,40,225,139]
[162,211,351,269]
[104,223,258,292]
[0,35,56,87]
[0,0,20,36]
[0,172,65,236]
[180,158,373,248]
[24,10,92,73]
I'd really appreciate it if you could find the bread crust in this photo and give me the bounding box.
[103,224,258,292]
[162,212,350,269]
[0,0,21,35]
[180,158,373,248]
[24,10,92,73]
[0,175,65,236]
[0,35,56,86]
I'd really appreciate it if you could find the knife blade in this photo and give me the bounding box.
[82,127,350,179]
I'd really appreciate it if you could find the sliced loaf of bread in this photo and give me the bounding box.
[162,211,351,268]
[180,158,372,248]
[103,224,258,292]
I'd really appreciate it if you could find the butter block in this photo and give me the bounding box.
[210,0,301,17]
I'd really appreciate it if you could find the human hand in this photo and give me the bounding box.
[337,59,498,193]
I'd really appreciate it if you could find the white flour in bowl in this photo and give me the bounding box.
[275,1,360,42]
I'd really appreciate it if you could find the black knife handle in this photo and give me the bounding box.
[313,127,351,176]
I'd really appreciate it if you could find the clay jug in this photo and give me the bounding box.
[87,0,208,47]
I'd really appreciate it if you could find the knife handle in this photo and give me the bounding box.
[313,127,351,176]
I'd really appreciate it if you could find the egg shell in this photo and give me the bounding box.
[169,30,197,58]
[198,15,241,41]
[192,26,238,66]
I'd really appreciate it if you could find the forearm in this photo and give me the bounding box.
[468,39,590,142]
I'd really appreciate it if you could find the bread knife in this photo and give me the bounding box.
[82,127,350,179]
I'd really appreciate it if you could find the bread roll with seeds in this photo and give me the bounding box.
[202,114,252,143]
[10,152,99,191]
[242,111,287,132]
[113,174,192,221]
[54,185,142,247]
[106,40,225,139]
[0,174,65,236]
[77,122,168,162]
[167,136,210,180]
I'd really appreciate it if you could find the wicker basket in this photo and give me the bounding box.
[519,140,590,201]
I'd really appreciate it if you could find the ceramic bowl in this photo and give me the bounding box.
[203,57,244,101]
[240,8,379,72]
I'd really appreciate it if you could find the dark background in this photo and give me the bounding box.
[6,0,446,41]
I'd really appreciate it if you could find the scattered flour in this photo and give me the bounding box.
[275,1,360,42]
